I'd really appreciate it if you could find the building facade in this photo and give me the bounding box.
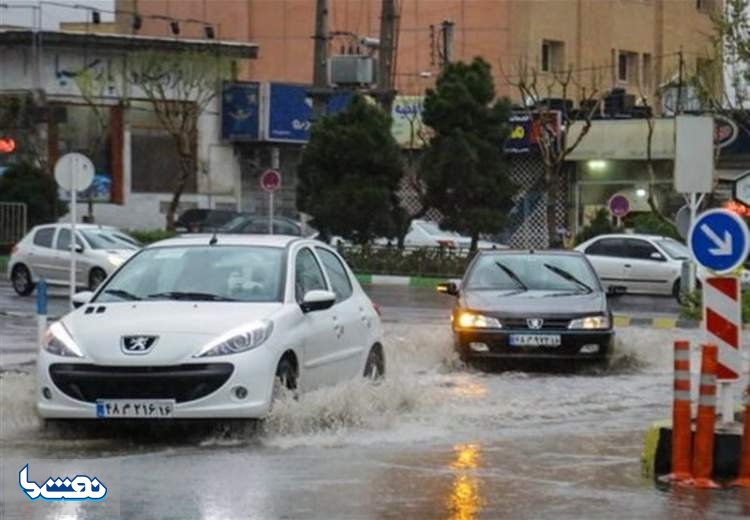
[0,29,257,229]
[115,0,719,103]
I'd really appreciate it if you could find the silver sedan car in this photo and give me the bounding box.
[8,223,140,295]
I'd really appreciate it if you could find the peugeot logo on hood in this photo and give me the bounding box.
[121,336,158,354]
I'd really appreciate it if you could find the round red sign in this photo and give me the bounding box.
[260,169,282,192]
[608,193,630,218]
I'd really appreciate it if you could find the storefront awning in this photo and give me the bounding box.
[566,118,675,161]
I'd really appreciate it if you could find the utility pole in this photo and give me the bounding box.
[311,0,329,118]
[377,0,397,113]
[676,46,684,115]
[441,20,454,69]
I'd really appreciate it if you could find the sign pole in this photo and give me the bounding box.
[70,156,77,309]
[269,190,274,234]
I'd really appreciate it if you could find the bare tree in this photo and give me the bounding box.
[72,63,120,221]
[128,50,232,230]
[500,60,604,246]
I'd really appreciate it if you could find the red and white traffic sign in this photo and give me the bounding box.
[260,169,282,192]
[703,276,742,381]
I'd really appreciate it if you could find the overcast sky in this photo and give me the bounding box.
[0,0,114,29]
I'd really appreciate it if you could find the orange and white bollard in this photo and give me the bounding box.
[731,386,750,488]
[666,340,692,482]
[687,343,720,489]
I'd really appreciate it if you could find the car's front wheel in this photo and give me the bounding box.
[89,267,107,291]
[272,355,298,405]
[11,264,35,296]
[363,345,385,380]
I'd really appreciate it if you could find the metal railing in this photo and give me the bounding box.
[0,201,27,248]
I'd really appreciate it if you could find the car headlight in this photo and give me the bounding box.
[107,255,124,267]
[568,315,610,330]
[43,322,83,357]
[455,311,502,329]
[195,320,274,357]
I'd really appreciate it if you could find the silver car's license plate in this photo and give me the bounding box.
[96,399,175,419]
[509,334,561,347]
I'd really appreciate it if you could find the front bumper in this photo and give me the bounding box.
[36,348,278,419]
[454,328,614,361]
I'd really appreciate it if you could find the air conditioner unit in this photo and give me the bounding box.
[329,55,377,87]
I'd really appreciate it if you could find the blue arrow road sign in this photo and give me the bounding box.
[688,209,750,273]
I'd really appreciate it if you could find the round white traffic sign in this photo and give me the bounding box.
[260,169,281,193]
[54,153,95,191]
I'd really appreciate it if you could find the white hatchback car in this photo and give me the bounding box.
[575,234,692,298]
[36,235,384,421]
[8,224,140,295]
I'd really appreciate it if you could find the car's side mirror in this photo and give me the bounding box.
[72,291,94,309]
[437,281,459,296]
[74,243,84,253]
[300,290,336,313]
[650,252,665,261]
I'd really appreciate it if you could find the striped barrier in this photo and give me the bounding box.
[731,387,750,487]
[665,340,692,482]
[703,277,742,381]
[685,343,720,489]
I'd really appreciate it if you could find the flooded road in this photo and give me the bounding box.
[3,320,750,519]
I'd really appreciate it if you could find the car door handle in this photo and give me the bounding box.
[624,264,632,268]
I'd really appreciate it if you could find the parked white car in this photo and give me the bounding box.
[8,224,140,295]
[576,233,697,298]
[403,220,505,249]
[36,235,384,421]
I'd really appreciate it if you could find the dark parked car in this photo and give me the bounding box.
[219,215,318,238]
[438,250,614,366]
[174,209,240,233]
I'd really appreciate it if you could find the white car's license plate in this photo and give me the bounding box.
[509,334,561,347]
[96,399,175,419]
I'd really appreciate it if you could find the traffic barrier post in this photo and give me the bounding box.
[687,343,720,489]
[730,386,750,487]
[36,279,47,351]
[666,340,692,482]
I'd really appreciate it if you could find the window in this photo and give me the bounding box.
[642,53,653,91]
[623,239,660,260]
[56,229,84,251]
[618,51,638,83]
[129,101,196,194]
[33,227,55,248]
[316,248,353,301]
[295,248,327,302]
[466,253,599,292]
[541,40,565,73]
[585,238,625,257]
[95,246,285,303]
[697,0,716,13]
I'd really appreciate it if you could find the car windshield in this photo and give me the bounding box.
[655,238,689,259]
[95,245,285,303]
[80,229,141,250]
[466,253,600,293]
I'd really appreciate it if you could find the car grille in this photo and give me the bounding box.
[501,318,571,330]
[49,363,234,403]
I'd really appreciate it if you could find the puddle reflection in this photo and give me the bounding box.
[447,443,483,520]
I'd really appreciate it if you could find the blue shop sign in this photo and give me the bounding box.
[221,82,261,141]
[267,83,350,143]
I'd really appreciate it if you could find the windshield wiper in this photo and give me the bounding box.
[543,263,593,294]
[103,288,142,301]
[147,291,238,302]
[494,261,528,291]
